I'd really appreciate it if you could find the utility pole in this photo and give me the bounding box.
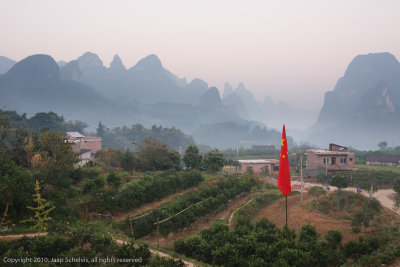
[300,151,303,204]
[325,157,328,175]
[156,217,160,247]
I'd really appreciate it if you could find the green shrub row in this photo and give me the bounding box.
[121,175,257,239]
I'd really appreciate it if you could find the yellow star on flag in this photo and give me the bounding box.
[281,138,285,147]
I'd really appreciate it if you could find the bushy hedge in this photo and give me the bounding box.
[83,170,204,214]
[317,170,400,190]
[174,218,397,266]
[0,230,183,267]
[121,175,257,238]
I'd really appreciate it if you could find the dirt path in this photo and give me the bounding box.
[113,188,198,222]
[114,238,196,267]
[0,232,48,241]
[343,188,400,216]
[228,193,260,226]
[140,192,259,247]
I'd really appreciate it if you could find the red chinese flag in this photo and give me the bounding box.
[278,125,291,195]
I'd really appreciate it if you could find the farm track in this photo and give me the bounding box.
[0,232,47,241]
[114,238,196,267]
[228,192,262,226]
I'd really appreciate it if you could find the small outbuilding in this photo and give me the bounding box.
[238,159,279,175]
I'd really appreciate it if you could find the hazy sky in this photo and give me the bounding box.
[1,0,400,111]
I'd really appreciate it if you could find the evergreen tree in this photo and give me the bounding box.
[21,180,55,231]
[96,121,106,137]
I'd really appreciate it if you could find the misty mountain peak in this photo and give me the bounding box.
[335,52,400,95]
[133,54,163,71]
[223,82,234,98]
[236,82,248,92]
[60,60,85,82]
[263,95,274,106]
[6,54,60,82]
[198,87,222,108]
[356,81,397,117]
[76,52,106,77]
[0,56,16,74]
[77,52,104,68]
[187,78,208,91]
[110,54,126,72]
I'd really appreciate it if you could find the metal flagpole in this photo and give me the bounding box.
[285,195,288,227]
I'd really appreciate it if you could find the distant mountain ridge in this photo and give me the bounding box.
[0,53,283,149]
[0,56,16,74]
[308,52,400,149]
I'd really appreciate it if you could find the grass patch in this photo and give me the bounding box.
[356,164,400,174]
[232,191,281,225]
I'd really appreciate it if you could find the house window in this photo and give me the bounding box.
[246,166,253,173]
[349,158,353,161]
[273,166,279,171]
[323,158,329,164]
[340,158,347,164]
[331,157,336,165]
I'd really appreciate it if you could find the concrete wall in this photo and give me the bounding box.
[79,137,102,153]
[239,163,277,175]
[307,151,355,172]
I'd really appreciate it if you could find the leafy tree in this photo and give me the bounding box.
[31,129,78,188]
[0,155,34,221]
[96,121,106,137]
[21,180,55,231]
[299,224,319,244]
[106,172,121,188]
[0,110,11,152]
[331,176,348,189]
[202,149,224,173]
[325,230,342,249]
[378,141,388,151]
[28,112,65,131]
[183,144,201,169]
[139,137,180,171]
[64,120,88,133]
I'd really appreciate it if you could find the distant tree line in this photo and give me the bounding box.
[317,170,400,190]
[96,121,195,151]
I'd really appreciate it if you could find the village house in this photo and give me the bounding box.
[366,154,400,167]
[306,143,355,174]
[67,132,102,166]
[238,159,279,175]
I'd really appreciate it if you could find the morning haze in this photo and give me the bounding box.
[1,0,400,149]
[2,2,400,265]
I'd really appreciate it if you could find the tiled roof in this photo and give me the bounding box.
[366,154,400,163]
[307,149,353,155]
[66,132,84,138]
[238,159,279,164]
